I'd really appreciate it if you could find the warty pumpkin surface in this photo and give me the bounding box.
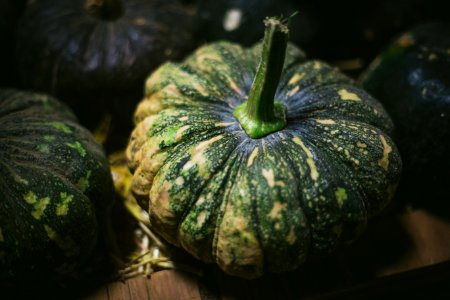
[0,89,113,281]
[127,18,402,278]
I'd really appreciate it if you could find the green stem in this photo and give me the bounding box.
[233,16,290,139]
[84,0,123,20]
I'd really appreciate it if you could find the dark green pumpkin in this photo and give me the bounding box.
[0,89,113,281]
[360,22,450,209]
[126,18,401,278]
[15,0,197,148]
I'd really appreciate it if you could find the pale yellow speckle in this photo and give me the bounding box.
[344,149,350,158]
[286,227,297,245]
[262,169,275,187]
[313,61,322,69]
[331,130,339,135]
[338,89,361,101]
[176,125,190,142]
[197,211,207,227]
[215,122,234,127]
[288,73,305,85]
[151,181,173,221]
[316,119,336,125]
[378,135,392,171]
[276,181,285,187]
[287,85,300,97]
[196,52,220,64]
[133,17,147,26]
[175,177,185,185]
[274,222,282,230]
[267,202,287,219]
[357,142,367,148]
[56,192,74,216]
[229,81,242,94]
[32,197,50,220]
[14,175,29,185]
[24,191,38,204]
[183,135,223,171]
[194,82,209,96]
[179,116,189,122]
[145,67,162,88]
[398,33,414,47]
[183,160,195,171]
[247,147,259,167]
[428,53,437,61]
[292,137,319,181]
[196,196,206,206]
[335,187,347,208]
[165,84,181,97]
[422,87,428,97]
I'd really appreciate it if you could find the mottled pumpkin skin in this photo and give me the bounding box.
[126,42,401,278]
[15,0,197,136]
[0,89,113,281]
[360,22,450,208]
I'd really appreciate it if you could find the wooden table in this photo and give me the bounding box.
[2,207,449,299]
[80,207,450,300]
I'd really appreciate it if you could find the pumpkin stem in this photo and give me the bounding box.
[84,0,123,20]
[233,16,291,139]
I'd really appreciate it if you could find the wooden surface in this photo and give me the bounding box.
[2,207,449,299]
[79,207,450,300]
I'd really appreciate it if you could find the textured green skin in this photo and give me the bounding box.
[0,89,113,281]
[360,22,450,206]
[127,42,402,278]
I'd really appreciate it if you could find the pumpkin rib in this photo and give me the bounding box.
[212,148,266,278]
[175,132,244,240]
[248,140,311,272]
[178,145,243,262]
[183,42,250,92]
[297,134,368,247]
[147,129,241,245]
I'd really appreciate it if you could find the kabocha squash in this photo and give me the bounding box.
[15,0,197,145]
[360,22,450,207]
[127,17,402,278]
[0,89,113,281]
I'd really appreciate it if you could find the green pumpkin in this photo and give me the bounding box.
[359,22,450,208]
[15,0,198,150]
[0,89,113,281]
[126,17,401,278]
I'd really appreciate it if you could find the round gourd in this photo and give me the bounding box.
[360,22,450,207]
[126,17,402,278]
[15,0,197,138]
[0,89,114,281]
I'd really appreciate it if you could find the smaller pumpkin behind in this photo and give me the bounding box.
[15,0,199,151]
[359,22,450,213]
